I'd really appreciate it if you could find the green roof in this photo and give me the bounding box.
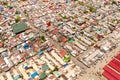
[30,37,35,41]
[53,71,61,77]
[12,22,29,34]
[68,38,75,42]
[40,72,47,80]
[42,65,49,71]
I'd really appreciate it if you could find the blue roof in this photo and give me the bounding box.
[25,56,30,60]
[29,45,32,48]
[2,53,8,57]
[28,78,32,80]
[24,66,28,69]
[3,15,7,19]
[0,6,4,12]
[47,47,52,51]
[31,0,37,2]
[14,75,21,80]
[64,63,68,67]
[23,44,29,49]
[31,72,39,78]
[66,0,69,4]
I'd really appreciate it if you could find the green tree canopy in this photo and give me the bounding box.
[88,5,96,13]
[15,15,21,23]
[40,35,46,42]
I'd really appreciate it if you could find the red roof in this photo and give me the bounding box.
[46,21,51,30]
[102,71,118,80]
[97,34,103,40]
[74,19,78,23]
[108,61,120,72]
[51,29,59,34]
[0,60,4,64]
[79,22,86,26]
[0,15,3,20]
[56,17,62,21]
[61,36,68,42]
[46,21,51,26]
[0,43,3,48]
[104,66,120,80]
[103,53,120,80]
[112,59,120,67]
[115,54,120,60]
[59,49,66,57]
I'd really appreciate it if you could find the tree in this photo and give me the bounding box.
[90,37,96,42]
[49,66,58,74]
[15,15,21,23]
[15,11,20,14]
[50,70,54,74]
[84,10,88,14]
[78,38,81,41]
[74,14,78,19]
[80,31,84,34]
[72,27,76,29]
[0,13,2,15]
[21,0,27,1]
[112,1,117,5]
[2,2,8,5]
[54,66,58,71]
[88,5,96,13]
[40,36,46,42]
[118,8,120,12]
[78,1,84,6]
[63,55,71,62]
[62,15,67,19]
[23,10,27,14]
[0,69,2,73]
[72,0,78,1]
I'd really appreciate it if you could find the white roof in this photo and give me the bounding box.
[6,72,13,80]
[85,50,101,62]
